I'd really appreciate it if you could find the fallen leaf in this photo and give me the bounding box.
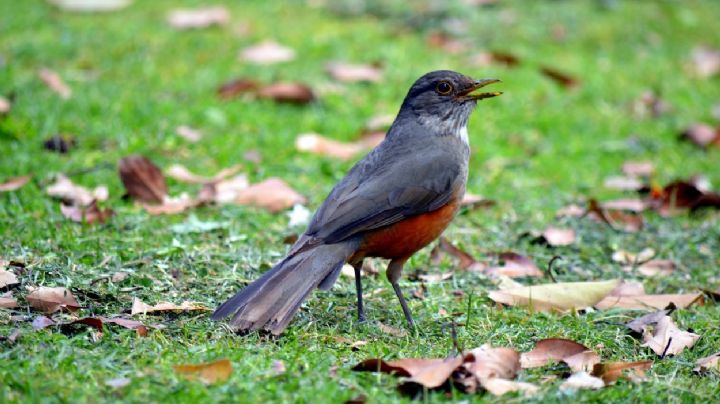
[60,200,114,224]
[38,68,71,99]
[377,321,408,337]
[26,286,81,313]
[622,161,654,177]
[0,175,31,192]
[641,315,700,356]
[165,164,242,185]
[105,377,131,388]
[167,7,230,29]
[142,195,201,216]
[131,297,208,315]
[436,237,484,271]
[60,317,105,334]
[32,315,56,330]
[233,177,306,212]
[99,316,148,336]
[43,134,76,153]
[174,359,233,384]
[591,361,652,384]
[464,344,520,380]
[175,125,202,142]
[607,280,646,297]
[680,123,720,148]
[0,95,10,115]
[48,0,131,12]
[649,180,720,215]
[334,336,368,350]
[426,32,466,54]
[611,248,655,265]
[481,378,539,397]
[540,227,576,246]
[111,271,129,283]
[46,175,108,207]
[118,155,168,203]
[216,78,259,100]
[460,193,496,209]
[694,352,720,373]
[257,82,315,104]
[326,62,383,83]
[604,176,644,191]
[596,293,703,310]
[295,133,365,160]
[0,292,18,308]
[520,338,600,372]
[469,51,521,68]
[240,41,295,65]
[0,269,18,288]
[353,356,464,390]
[488,279,620,312]
[417,272,453,282]
[587,199,643,232]
[486,252,543,278]
[560,371,605,390]
[631,91,671,118]
[633,259,675,277]
[539,66,580,88]
[690,46,720,78]
[601,198,648,212]
[626,307,674,334]
[200,174,250,204]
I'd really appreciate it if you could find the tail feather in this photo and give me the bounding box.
[212,241,357,335]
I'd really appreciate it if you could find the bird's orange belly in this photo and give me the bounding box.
[354,200,460,260]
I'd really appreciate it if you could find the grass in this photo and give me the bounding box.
[1,0,720,402]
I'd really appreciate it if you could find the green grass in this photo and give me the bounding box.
[1,0,720,402]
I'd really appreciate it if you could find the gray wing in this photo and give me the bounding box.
[305,137,466,244]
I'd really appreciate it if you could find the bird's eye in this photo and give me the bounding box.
[436,81,453,95]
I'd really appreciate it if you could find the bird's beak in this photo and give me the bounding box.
[461,78,502,100]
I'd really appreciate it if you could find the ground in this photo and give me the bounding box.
[1,0,719,402]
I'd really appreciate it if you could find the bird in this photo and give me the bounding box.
[212,70,501,335]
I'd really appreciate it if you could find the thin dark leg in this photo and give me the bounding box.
[352,261,366,322]
[387,258,414,328]
[391,282,415,328]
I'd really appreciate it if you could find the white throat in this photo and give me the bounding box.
[457,125,469,145]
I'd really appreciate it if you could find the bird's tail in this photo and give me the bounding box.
[211,241,357,335]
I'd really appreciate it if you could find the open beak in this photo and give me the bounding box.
[461,78,502,101]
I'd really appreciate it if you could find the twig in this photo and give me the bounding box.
[660,337,673,359]
[546,256,561,282]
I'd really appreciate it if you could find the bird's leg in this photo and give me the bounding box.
[352,259,366,322]
[387,258,414,328]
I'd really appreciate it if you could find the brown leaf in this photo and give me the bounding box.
[603,176,644,191]
[377,321,408,337]
[60,317,105,334]
[690,46,720,78]
[481,378,539,397]
[694,352,720,373]
[26,286,81,313]
[417,272,453,282]
[436,237,484,271]
[174,359,233,384]
[596,293,703,310]
[46,175,108,207]
[0,175,31,192]
[43,134,76,153]
[165,164,242,185]
[295,133,365,160]
[32,315,56,330]
[0,292,18,308]
[587,199,643,232]
[240,41,295,65]
[464,344,520,380]
[540,227,576,246]
[426,32,466,54]
[60,200,114,224]
[0,268,18,288]
[611,248,655,265]
[460,193,496,209]
[641,315,700,356]
[118,155,168,203]
[626,308,673,334]
[326,62,383,83]
[633,259,675,277]
[38,68,71,99]
[520,338,600,372]
[622,161,654,177]
[559,371,605,390]
[99,316,148,336]
[591,361,652,384]
[141,196,201,216]
[539,66,580,88]
[167,7,230,29]
[257,83,315,104]
[175,125,202,142]
[131,297,208,315]
[233,177,305,212]
[486,252,543,278]
[216,78,259,100]
[608,280,646,297]
[649,180,720,215]
[489,280,620,312]
[354,356,464,390]
[200,174,249,204]
[680,123,720,148]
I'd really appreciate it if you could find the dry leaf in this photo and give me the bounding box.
[460,193,496,209]
[486,252,543,278]
[0,175,31,192]
[38,68,71,99]
[680,123,720,148]
[240,41,295,65]
[0,95,10,115]
[46,175,108,207]
[488,279,620,312]
[417,272,453,282]
[604,176,644,191]
[202,174,250,204]
[326,62,383,83]
[631,91,671,118]
[690,46,720,78]
[217,78,259,100]
[591,361,652,384]
[601,198,648,212]
[118,155,168,203]
[612,248,655,265]
[520,338,600,372]
[540,227,576,246]
[622,161,654,177]
[649,180,720,215]
[165,164,242,185]
[539,66,580,88]
[587,199,643,232]
[131,297,208,315]
[641,315,700,356]
[560,371,605,390]
[167,7,230,29]
[32,315,56,330]
[174,359,233,384]
[694,352,720,373]
[377,321,408,337]
[99,316,148,336]
[464,344,520,380]
[596,293,703,310]
[257,83,315,104]
[0,293,18,308]
[295,133,365,160]
[233,177,305,212]
[481,378,538,397]
[625,308,673,334]
[426,32,466,54]
[0,269,18,288]
[60,200,114,224]
[633,259,675,277]
[436,237,485,271]
[353,356,464,390]
[608,280,646,297]
[175,125,202,142]
[142,195,200,216]
[26,286,81,313]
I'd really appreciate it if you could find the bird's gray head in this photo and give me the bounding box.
[396,70,501,143]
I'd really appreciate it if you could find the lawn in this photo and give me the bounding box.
[1,0,719,402]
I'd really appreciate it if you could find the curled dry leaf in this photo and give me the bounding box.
[694,352,720,373]
[680,123,720,148]
[591,361,652,384]
[240,41,295,65]
[38,68,71,99]
[46,175,108,207]
[539,66,580,88]
[464,344,520,381]
[233,177,306,212]
[99,316,148,336]
[257,82,315,104]
[167,7,230,29]
[175,125,202,142]
[0,268,18,288]
[690,46,720,78]
[607,280,646,297]
[118,155,168,203]
[540,227,576,247]
[486,252,543,278]
[0,175,31,192]
[26,286,81,313]
[295,133,365,160]
[325,62,383,83]
[353,356,464,390]
[560,371,605,390]
[131,297,208,315]
[488,279,620,312]
[520,338,600,372]
[641,315,700,356]
[217,78,259,100]
[60,200,114,224]
[174,359,233,384]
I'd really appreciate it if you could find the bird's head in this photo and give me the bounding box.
[398,70,501,140]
